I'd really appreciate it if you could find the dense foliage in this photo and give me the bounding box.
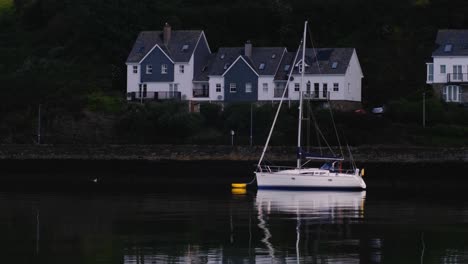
[0,0,467,145]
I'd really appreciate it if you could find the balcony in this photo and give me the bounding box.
[127,91,181,101]
[447,73,468,83]
[193,88,209,98]
[274,88,289,98]
[303,91,330,100]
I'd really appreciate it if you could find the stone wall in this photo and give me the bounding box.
[0,144,466,163]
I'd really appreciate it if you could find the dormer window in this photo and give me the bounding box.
[181,44,189,52]
[271,54,276,59]
[146,65,153,74]
[444,44,453,52]
[224,63,230,70]
[161,64,167,74]
[220,54,225,59]
[259,63,266,70]
[284,65,291,72]
[331,62,338,69]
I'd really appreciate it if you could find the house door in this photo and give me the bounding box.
[453,65,462,81]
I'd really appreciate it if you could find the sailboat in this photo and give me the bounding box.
[255,21,366,190]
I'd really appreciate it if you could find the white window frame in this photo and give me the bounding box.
[245,83,252,93]
[333,83,339,91]
[230,83,237,93]
[216,83,222,92]
[146,65,152,74]
[444,85,461,102]
[179,65,184,74]
[161,64,168,74]
[133,65,138,74]
[263,83,268,93]
[453,65,462,81]
[294,83,300,92]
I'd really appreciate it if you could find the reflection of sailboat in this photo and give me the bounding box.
[255,21,366,190]
[255,190,366,262]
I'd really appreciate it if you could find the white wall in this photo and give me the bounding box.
[174,55,194,100]
[126,64,141,92]
[431,56,468,83]
[343,50,363,102]
[207,76,224,101]
[257,76,278,101]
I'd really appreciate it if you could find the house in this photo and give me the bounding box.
[274,48,363,110]
[426,30,468,104]
[207,42,287,103]
[126,23,211,101]
[126,24,364,110]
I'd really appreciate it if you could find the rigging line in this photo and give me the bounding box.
[307,24,344,158]
[307,100,323,155]
[314,124,337,157]
[307,26,322,76]
[257,40,303,169]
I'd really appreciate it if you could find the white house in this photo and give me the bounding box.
[126,24,364,110]
[426,30,468,104]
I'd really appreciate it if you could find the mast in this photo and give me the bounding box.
[297,21,307,169]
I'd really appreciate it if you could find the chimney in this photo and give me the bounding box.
[163,22,171,46]
[244,40,252,57]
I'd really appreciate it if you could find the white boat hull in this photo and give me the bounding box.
[255,168,366,190]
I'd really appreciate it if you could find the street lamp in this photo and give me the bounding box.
[231,130,235,146]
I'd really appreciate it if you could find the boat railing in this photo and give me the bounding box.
[257,165,296,173]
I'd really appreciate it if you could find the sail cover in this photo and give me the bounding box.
[297,147,344,161]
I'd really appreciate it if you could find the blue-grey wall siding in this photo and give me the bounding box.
[193,34,211,79]
[224,59,258,102]
[140,46,174,82]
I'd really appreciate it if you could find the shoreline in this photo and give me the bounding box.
[0,144,467,163]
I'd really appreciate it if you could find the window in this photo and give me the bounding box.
[440,65,446,74]
[443,85,461,102]
[224,63,230,70]
[181,44,189,52]
[245,83,252,93]
[294,83,300,92]
[230,83,237,93]
[259,63,265,70]
[216,83,221,92]
[444,44,453,52]
[161,64,167,74]
[313,83,319,98]
[133,66,138,74]
[427,64,434,82]
[323,83,328,98]
[284,65,290,72]
[146,65,153,74]
[263,83,268,92]
[453,65,462,81]
[138,83,147,98]
[179,65,184,74]
[331,62,338,69]
[333,83,339,91]
[271,54,276,59]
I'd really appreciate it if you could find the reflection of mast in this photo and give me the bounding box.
[256,199,275,260]
[296,206,301,264]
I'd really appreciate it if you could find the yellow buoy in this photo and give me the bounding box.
[231,183,247,188]
[232,188,247,195]
[361,168,365,177]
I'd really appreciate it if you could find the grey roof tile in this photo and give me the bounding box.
[275,48,354,80]
[208,47,286,76]
[126,30,202,63]
[432,29,468,56]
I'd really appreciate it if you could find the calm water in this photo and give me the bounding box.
[0,161,468,263]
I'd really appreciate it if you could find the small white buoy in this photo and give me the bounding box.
[93,178,98,183]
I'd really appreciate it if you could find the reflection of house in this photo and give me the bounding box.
[126,24,364,109]
[426,30,468,104]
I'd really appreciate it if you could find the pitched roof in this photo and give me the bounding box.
[208,47,285,76]
[433,30,468,56]
[275,48,354,80]
[126,30,202,63]
[193,53,216,82]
